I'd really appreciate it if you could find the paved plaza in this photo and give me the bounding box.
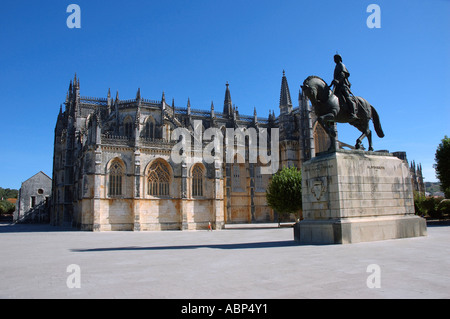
[0,222,449,299]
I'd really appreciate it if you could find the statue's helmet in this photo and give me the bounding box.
[334,54,342,62]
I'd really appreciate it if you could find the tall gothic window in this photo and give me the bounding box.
[192,164,204,197]
[124,117,133,138]
[147,160,170,196]
[145,117,155,139]
[109,160,123,196]
[147,122,154,139]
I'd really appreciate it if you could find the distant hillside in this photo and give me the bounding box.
[425,182,443,195]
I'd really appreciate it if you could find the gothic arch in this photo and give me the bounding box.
[145,158,172,197]
[105,157,128,174]
[190,162,206,197]
[144,115,156,139]
[106,158,126,197]
[123,115,134,138]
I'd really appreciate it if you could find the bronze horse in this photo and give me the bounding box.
[301,75,384,151]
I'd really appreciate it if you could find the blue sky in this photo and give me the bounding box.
[0,0,449,189]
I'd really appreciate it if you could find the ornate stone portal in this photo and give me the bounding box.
[294,150,427,244]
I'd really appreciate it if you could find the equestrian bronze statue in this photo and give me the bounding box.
[301,56,384,152]
[330,54,358,121]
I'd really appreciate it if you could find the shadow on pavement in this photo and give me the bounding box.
[72,240,298,252]
[0,223,76,233]
[426,220,450,227]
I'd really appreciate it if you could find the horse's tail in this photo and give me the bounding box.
[371,105,385,138]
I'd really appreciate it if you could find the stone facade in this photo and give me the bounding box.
[15,171,52,223]
[51,72,335,231]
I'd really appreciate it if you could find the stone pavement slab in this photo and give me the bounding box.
[0,223,449,299]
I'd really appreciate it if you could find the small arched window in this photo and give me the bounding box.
[192,164,204,197]
[109,160,123,196]
[147,160,170,196]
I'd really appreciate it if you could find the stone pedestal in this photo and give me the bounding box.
[295,150,427,244]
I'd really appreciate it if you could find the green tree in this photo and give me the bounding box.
[266,166,302,226]
[413,192,426,216]
[434,136,450,198]
[0,200,15,215]
[437,199,450,217]
[0,187,19,200]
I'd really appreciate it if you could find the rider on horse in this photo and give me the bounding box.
[330,54,358,120]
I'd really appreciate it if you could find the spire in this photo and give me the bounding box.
[187,98,191,115]
[70,73,80,107]
[279,70,292,114]
[107,88,112,113]
[211,101,215,118]
[161,91,166,113]
[268,109,274,126]
[171,99,175,118]
[115,90,120,102]
[73,73,80,90]
[135,107,141,125]
[223,82,232,116]
[136,88,141,100]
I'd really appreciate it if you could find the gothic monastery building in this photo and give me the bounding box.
[50,72,348,231]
